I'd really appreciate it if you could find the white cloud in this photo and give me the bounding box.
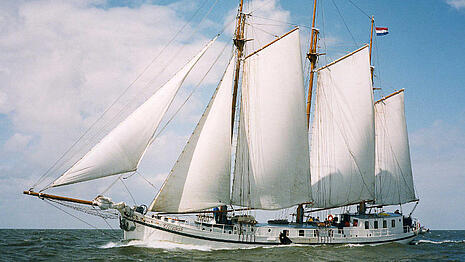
[3,133,32,152]
[446,0,465,9]
[409,118,465,229]
[0,0,232,228]
[0,0,229,176]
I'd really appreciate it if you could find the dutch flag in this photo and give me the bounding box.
[376,27,389,36]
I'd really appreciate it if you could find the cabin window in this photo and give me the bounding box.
[365,221,369,229]
[353,219,358,227]
[164,217,168,221]
[383,220,387,228]
[229,231,231,234]
[391,219,396,228]
[299,230,305,237]
[268,229,271,233]
[374,221,378,229]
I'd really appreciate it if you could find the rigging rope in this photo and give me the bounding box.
[99,174,123,196]
[245,22,279,38]
[347,0,372,19]
[136,171,158,190]
[330,0,358,48]
[250,15,311,29]
[119,177,137,206]
[43,199,120,238]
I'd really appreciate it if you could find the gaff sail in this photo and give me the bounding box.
[310,45,375,209]
[374,90,416,205]
[232,28,312,210]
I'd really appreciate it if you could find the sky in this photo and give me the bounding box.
[0,0,464,230]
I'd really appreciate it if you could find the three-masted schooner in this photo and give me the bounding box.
[24,0,420,247]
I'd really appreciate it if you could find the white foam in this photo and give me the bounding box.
[416,239,464,245]
[100,240,210,251]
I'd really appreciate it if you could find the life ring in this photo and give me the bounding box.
[327,214,334,222]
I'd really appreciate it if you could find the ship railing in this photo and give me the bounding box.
[329,227,394,238]
[170,217,236,235]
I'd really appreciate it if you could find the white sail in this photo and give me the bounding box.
[232,29,312,209]
[149,57,234,212]
[374,90,416,205]
[310,46,375,209]
[49,38,217,188]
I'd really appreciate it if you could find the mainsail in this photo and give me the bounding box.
[310,45,375,209]
[232,28,312,209]
[374,90,416,205]
[49,37,217,188]
[149,57,235,212]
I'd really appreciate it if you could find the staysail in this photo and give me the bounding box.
[231,28,312,209]
[310,45,375,209]
[149,57,234,212]
[49,37,217,188]
[374,90,416,205]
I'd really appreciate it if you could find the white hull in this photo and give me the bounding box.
[121,213,418,248]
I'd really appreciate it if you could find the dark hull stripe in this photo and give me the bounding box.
[127,217,416,246]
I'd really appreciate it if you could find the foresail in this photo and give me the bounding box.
[149,57,234,213]
[49,38,217,188]
[231,29,312,209]
[310,45,375,209]
[375,90,416,205]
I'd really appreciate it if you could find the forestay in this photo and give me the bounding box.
[374,90,416,205]
[310,46,375,209]
[232,29,312,209]
[49,38,217,188]
[149,57,234,212]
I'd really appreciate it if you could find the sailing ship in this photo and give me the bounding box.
[24,0,420,247]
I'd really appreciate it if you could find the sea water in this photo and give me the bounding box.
[1,229,464,261]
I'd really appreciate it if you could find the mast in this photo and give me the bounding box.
[306,0,318,127]
[231,0,245,138]
[369,15,374,83]
[359,16,375,213]
[297,0,318,225]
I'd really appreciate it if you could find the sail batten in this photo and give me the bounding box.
[149,56,235,213]
[374,90,416,205]
[232,29,312,209]
[49,37,217,189]
[310,46,375,209]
